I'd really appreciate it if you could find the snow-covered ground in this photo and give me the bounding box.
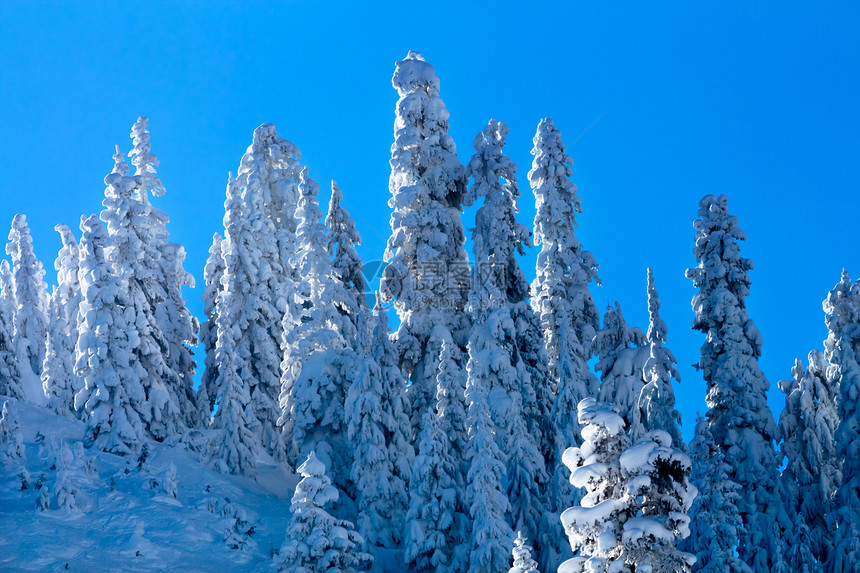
[0,398,300,572]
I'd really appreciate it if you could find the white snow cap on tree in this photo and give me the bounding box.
[42,224,83,418]
[685,194,782,571]
[6,213,49,379]
[823,270,860,572]
[54,443,79,512]
[0,399,25,465]
[276,451,372,572]
[0,260,23,400]
[74,214,148,455]
[509,531,539,573]
[381,50,471,436]
[326,181,366,312]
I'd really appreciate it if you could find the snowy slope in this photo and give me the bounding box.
[0,398,299,572]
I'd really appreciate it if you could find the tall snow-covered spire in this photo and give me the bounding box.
[326,181,366,313]
[129,117,166,198]
[381,51,471,435]
[686,194,783,570]
[0,259,22,400]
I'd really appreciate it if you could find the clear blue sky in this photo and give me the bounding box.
[1,1,858,440]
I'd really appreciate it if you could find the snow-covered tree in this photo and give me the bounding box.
[685,415,751,573]
[380,51,471,434]
[6,213,49,378]
[54,443,79,512]
[0,261,22,400]
[162,463,178,498]
[42,224,83,418]
[0,399,24,465]
[279,168,357,485]
[595,302,647,434]
[276,451,372,573]
[127,118,200,430]
[326,181,366,314]
[197,233,224,424]
[638,269,684,447]
[529,117,600,568]
[211,175,263,476]
[74,215,147,455]
[777,350,839,566]
[404,337,469,573]
[685,194,782,570]
[561,399,695,573]
[509,531,539,573]
[465,118,547,547]
[464,328,515,573]
[345,295,413,549]
[823,270,860,572]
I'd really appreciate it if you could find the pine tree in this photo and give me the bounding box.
[638,269,684,447]
[777,350,839,566]
[824,270,860,572]
[381,51,471,435]
[685,194,783,570]
[276,451,372,572]
[127,118,200,430]
[0,399,24,465]
[42,224,83,418]
[465,119,547,547]
[345,295,414,549]
[211,175,263,476]
[529,118,600,568]
[74,215,147,455]
[279,168,357,486]
[686,416,751,573]
[0,261,22,400]
[594,302,648,436]
[509,532,539,573]
[198,233,224,425]
[6,213,49,378]
[404,337,469,572]
[54,444,79,512]
[326,181,366,314]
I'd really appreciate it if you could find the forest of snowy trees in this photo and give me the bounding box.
[0,51,858,573]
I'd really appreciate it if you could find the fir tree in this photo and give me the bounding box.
[381,51,471,435]
[345,295,414,549]
[0,399,24,465]
[54,444,79,512]
[685,194,783,570]
[638,269,684,447]
[42,224,82,418]
[777,350,839,566]
[509,532,539,573]
[74,215,147,455]
[279,168,357,486]
[6,213,49,378]
[198,233,224,425]
[0,261,22,400]
[686,416,751,573]
[326,181,366,314]
[276,451,372,572]
[824,270,860,572]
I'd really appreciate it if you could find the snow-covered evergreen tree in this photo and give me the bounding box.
[279,168,357,485]
[54,443,79,512]
[638,269,683,447]
[326,181,366,315]
[0,399,24,465]
[42,224,83,418]
[0,260,22,400]
[162,463,178,499]
[685,415,751,573]
[823,270,860,572]
[595,302,647,435]
[777,350,839,566]
[509,532,539,573]
[6,213,49,378]
[74,215,147,455]
[380,51,471,434]
[464,329,515,573]
[345,295,414,549]
[529,117,600,568]
[276,451,372,572]
[211,175,263,476]
[197,233,224,425]
[127,118,200,431]
[685,194,782,570]
[404,336,469,572]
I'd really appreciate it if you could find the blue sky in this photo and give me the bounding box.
[1,1,858,440]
